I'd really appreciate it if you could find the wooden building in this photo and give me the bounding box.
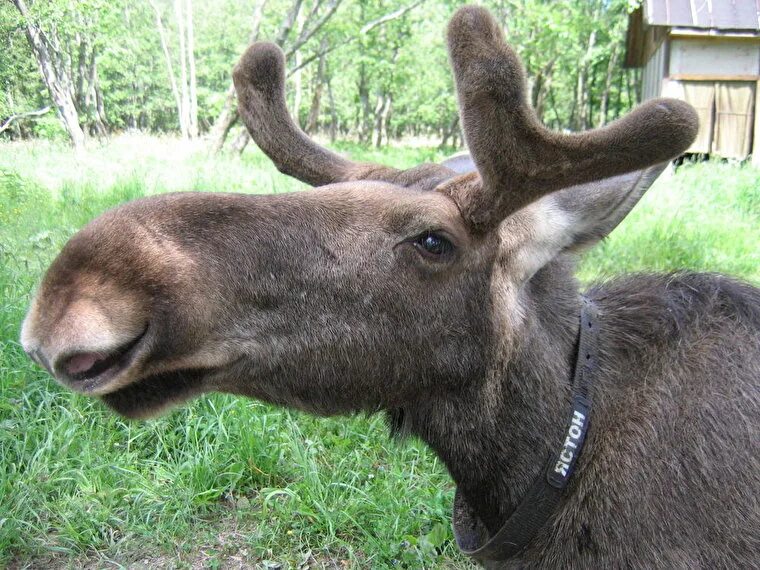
[625,1,760,163]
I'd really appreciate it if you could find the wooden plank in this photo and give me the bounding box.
[624,8,645,68]
[643,26,668,63]
[669,38,760,76]
[670,74,760,81]
[669,29,760,40]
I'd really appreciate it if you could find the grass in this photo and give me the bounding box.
[0,136,758,568]
[578,161,760,282]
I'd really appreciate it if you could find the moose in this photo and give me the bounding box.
[20,6,759,568]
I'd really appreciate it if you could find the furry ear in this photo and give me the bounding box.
[554,163,667,250]
[505,165,665,283]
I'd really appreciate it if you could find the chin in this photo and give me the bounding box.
[100,368,208,419]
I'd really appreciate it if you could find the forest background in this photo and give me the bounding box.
[1,0,640,151]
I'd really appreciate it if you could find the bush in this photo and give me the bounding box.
[31,114,68,141]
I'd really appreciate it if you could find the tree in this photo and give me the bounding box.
[10,0,86,149]
[148,0,183,134]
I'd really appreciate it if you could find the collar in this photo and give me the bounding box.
[452,297,600,563]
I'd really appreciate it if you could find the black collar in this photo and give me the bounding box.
[452,297,600,563]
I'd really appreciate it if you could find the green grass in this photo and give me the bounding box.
[578,161,760,282]
[0,136,758,568]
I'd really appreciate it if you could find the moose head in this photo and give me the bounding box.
[21,6,706,564]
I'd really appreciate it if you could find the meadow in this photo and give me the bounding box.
[0,136,758,569]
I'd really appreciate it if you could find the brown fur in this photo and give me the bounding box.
[21,5,758,568]
[442,6,698,232]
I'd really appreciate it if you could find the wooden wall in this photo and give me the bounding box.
[669,38,760,80]
[643,42,667,100]
[640,33,760,161]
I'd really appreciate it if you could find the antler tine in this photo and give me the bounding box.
[233,42,383,187]
[234,42,473,191]
[442,6,698,231]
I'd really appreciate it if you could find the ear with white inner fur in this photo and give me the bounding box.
[553,163,667,250]
[505,164,666,284]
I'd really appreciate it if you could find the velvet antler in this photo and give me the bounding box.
[233,42,372,186]
[439,6,698,232]
[233,42,454,190]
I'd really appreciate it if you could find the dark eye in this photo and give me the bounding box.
[413,231,454,258]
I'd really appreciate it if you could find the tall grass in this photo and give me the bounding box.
[578,161,759,282]
[0,136,757,568]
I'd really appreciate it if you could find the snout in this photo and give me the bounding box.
[21,294,149,395]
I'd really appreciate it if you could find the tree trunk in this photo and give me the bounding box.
[148,0,183,135]
[574,30,597,130]
[614,64,624,119]
[587,61,599,130]
[75,33,87,112]
[293,57,303,128]
[597,42,619,127]
[285,0,343,58]
[275,0,304,46]
[375,94,391,148]
[326,68,338,143]
[230,127,250,154]
[186,0,199,137]
[211,85,239,152]
[548,85,562,129]
[439,115,459,149]
[174,0,190,138]
[305,38,328,134]
[11,0,85,150]
[92,63,108,137]
[532,58,555,124]
[292,8,304,129]
[626,68,637,107]
[358,64,372,143]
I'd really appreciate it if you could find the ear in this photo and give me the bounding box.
[505,164,665,283]
[553,162,667,250]
[440,152,476,174]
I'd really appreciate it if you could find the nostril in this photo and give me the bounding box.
[59,350,119,382]
[63,352,102,376]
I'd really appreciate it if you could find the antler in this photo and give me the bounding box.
[233,42,372,186]
[234,42,457,190]
[439,6,699,232]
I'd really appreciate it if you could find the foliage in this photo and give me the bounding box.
[0,137,758,567]
[1,0,638,146]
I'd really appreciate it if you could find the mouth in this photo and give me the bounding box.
[100,368,207,419]
[57,325,149,394]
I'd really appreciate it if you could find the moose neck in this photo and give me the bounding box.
[399,259,582,535]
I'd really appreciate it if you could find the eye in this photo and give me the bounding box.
[413,231,454,259]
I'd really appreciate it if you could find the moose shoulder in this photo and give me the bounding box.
[21,5,759,568]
